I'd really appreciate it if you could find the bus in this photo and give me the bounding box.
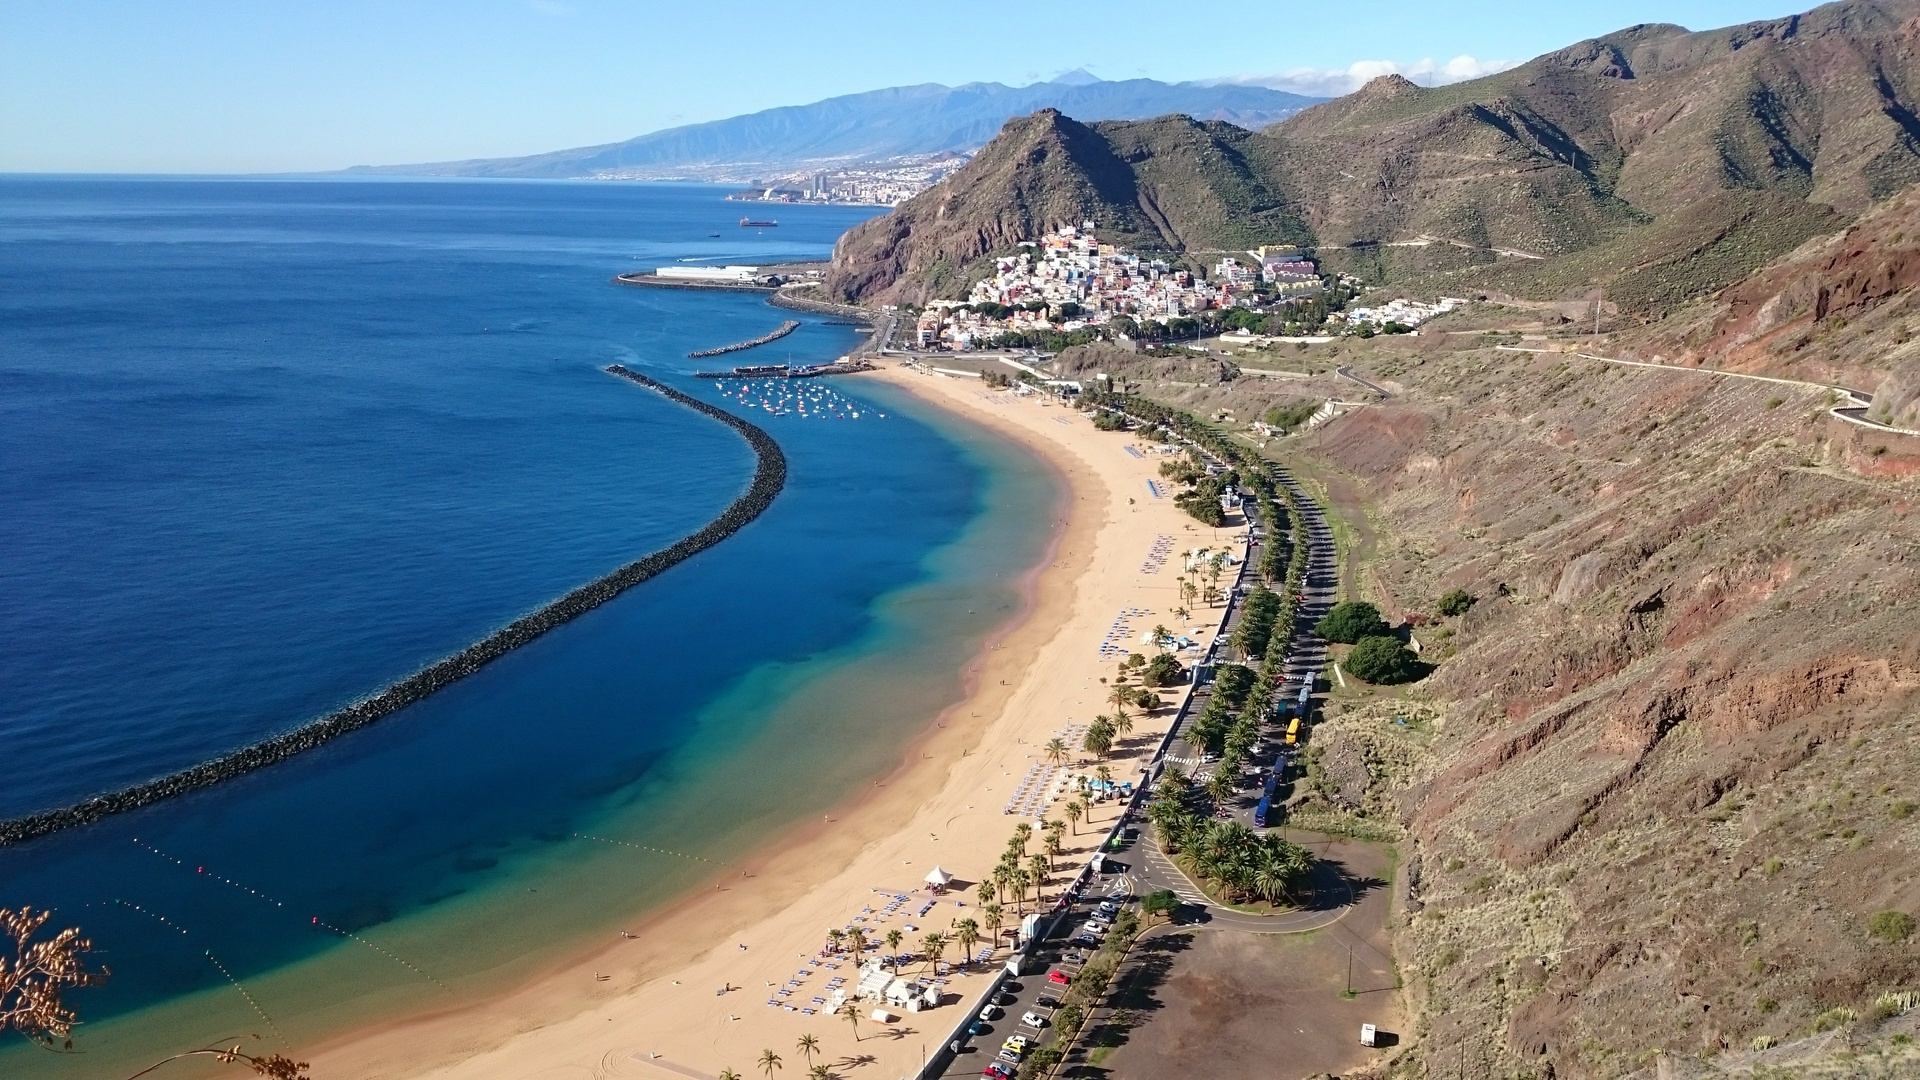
[1285,716,1301,745]
[1253,795,1271,828]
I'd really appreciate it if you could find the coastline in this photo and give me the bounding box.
[303,363,1240,1080]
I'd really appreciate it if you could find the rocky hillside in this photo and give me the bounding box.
[1078,318,1920,1077]
[1625,184,1920,427]
[828,0,1920,314]
[822,109,1311,306]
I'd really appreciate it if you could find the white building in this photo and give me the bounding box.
[656,265,760,283]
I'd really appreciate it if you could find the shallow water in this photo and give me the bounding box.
[0,178,1058,1074]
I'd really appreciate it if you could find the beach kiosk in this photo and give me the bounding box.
[924,865,954,894]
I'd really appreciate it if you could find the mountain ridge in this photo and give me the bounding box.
[345,75,1322,180]
[825,0,1920,314]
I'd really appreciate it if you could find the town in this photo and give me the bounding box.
[724,151,974,207]
[910,223,1463,351]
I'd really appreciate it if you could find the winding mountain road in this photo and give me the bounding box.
[1494,344,1920,437]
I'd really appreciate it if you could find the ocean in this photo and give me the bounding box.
[0,177,1058,1074]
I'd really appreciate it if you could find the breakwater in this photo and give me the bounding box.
[613,272,774,294]
[0,367,787,848]
[688,320,800,359]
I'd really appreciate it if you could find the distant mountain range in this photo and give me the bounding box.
[345,72,1323,180]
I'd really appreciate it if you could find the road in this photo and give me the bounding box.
[920,434,1350,1080]
[1335,364,1392,399]
[1493,343,1920,438]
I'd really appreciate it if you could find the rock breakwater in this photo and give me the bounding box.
[688,320,800,359]
[0,366,787,848]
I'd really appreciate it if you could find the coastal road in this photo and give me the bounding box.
[1493,343,1920,438]
[1134,460,1343,920]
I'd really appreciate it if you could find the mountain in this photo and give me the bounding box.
[345,74,1321,180]
[827,0,1920,312]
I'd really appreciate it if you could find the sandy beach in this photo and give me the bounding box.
[306,363,1247,1080]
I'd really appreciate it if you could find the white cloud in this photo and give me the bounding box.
[1223,55,1520,98]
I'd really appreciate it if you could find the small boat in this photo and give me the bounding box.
[709,233,720,237]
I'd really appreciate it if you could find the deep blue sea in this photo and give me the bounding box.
[0,178,1058,1073]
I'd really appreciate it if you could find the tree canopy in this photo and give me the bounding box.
[1316,601,1390,644]
[1345,634,1424,684]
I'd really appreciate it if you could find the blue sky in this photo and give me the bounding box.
[2,0,1806,173]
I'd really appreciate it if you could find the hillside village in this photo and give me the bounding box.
[910,223,1461,350]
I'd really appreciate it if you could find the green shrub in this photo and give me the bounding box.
[1868,910,1916,942]
[1142,652,1185,688]
[1436,589,1477,617]
[1316,601,1390,643]
[1345,635,1424,684]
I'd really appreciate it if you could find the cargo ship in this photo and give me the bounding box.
[739,217,778,227]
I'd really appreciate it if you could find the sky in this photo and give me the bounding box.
[1,0,1809,174]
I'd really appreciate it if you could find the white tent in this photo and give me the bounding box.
[924,865,954,887]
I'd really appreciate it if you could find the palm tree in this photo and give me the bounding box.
[757,1049,782,1080]
[720,1070,742,1080]
[1107,684,1134,711]
[1012,822,1033,854]
[983,903,1003,950]
[1082,719,1113,757]
[954,918,980,965]
[846,928,866,966]
[1028,854,1051,905]
[795,1034,820,1073]
[1008,868,1030,914]
[1152,623,1171,647]
[920,932,946,975]
[1096,764,1114,786]
[1110,709,1135,740]
[884,929,904,973]
[1205,766,1235,806]
[1043,832,1064,875]
[1174,605,1189,621]
[837,1000,861,1043]
[1064,798,1084,835]
[825,928,844,955]
[809,1067,830,1080]
[1044,737,1068,767]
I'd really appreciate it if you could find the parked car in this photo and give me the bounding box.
[1004,1036,1028,1051]
[1036,994,1061,1008]
[978,1004,1001,1021]
[1022,1011,1050,1028]
[968,1020,992,1036]
[983,1066,1013,1079]
[1072,934,1098,947]
[993,991,1017,1006]
[1047,970,1071,985]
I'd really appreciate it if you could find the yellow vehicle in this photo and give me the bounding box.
[1285,717,1301,745]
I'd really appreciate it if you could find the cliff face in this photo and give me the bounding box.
[828,0,1920,314]
[1302,340,1920,1078]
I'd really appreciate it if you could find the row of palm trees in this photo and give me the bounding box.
[1147,776,1313,905]
[720,1031,833,1080]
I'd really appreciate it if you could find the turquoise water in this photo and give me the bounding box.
[0,178,1059,1073]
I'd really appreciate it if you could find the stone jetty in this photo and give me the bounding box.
[687,320,800,359]
[0,366,787,848]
